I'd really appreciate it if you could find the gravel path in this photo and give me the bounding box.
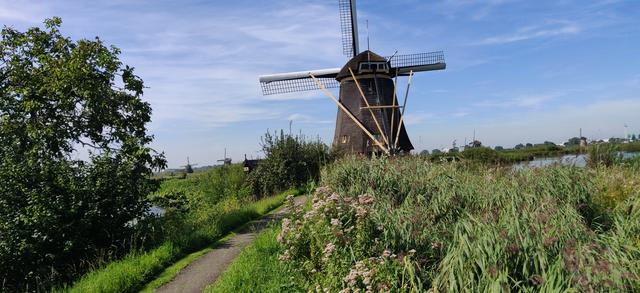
[155,195,306,293]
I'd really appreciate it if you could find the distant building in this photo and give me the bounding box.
[242,155,262,173]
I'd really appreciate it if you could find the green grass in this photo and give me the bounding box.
[205,225,304,293]
[59,189,299,293]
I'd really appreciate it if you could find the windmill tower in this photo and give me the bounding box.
[217,148,232,165]
[181,157,198,174]
[259,0,446,155]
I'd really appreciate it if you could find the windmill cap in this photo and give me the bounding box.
[336,50,388,81]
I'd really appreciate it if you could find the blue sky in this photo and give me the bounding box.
[2,0,639,167]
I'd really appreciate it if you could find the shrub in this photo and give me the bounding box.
[460,146,502,164]
[247,130,331,197]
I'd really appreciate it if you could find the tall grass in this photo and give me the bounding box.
[275,156,640,291]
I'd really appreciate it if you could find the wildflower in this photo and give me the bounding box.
[530,274,544,286]
[279,249,291,261]
[323,242,336,255]
[276,232,284,243]
[328,193,340,201]
[382,250,391,258]
[356,207,368,219]
[358,194,375,205]
[331,218,340,226]
[408,249,416,255]
[431,241,442,250]
[282,218,291,234]
[303,210,316,220]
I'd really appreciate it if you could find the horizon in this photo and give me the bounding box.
[2,0,639,168]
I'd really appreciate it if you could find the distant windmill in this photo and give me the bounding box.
[217,148,231,165]
[259,0,446,155]
[181,157,198,174]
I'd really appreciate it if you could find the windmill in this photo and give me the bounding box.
[181,157,198,174]
[217,148,232,165]
[258,0,446,155]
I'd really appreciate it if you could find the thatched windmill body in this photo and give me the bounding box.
[259,0,446,155]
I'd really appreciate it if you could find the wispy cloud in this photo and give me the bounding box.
[0,1,46,23]
[452,111,470,117]
[476,94,560,108]
[476,20,581,45]
[404,112,436,125]
[287,113,332,124]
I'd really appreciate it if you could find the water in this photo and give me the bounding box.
[148,205,166,216]
[513,152,639,170]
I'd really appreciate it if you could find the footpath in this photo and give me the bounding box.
[155,195,307,293]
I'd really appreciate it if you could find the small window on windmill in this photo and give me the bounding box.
[341,135,350,144]
[377,63,389,73]
[359,62,372,73]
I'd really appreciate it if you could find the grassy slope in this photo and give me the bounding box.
[61,176,298,293]
[205,226,304,293]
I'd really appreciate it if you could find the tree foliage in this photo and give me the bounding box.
[0,18,165,290]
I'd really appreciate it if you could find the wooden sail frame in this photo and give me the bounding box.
[310,73,390,154]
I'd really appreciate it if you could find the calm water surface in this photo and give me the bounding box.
[513,152,639,170]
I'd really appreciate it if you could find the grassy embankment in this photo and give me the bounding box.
[211,156,640,292]
[60,164,303,293]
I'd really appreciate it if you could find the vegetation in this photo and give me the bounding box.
[206,225,304,293]
[62,165,302,293]
[247,131,331,198]
[270,156,640,292]
[0,18,166,291]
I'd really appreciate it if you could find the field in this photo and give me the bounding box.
[212,156,640,292]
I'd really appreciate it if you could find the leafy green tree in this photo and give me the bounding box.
[0,18,165,290]
[494,146,504,151]
[632,134,637,141]
[420,150,429,156]
[432,149,442,155]
[515,143,524,150]
[525,143,533,148]
[565,137,581,146]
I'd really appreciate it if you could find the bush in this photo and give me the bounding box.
[247,130,331,197]
[461,147,502,164]
[0,18,165,290]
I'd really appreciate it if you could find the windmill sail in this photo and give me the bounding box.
[339,0,359,57]
[388,51,446,75]
[259,68,340,95]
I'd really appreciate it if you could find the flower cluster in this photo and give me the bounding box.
[277,186,414,291]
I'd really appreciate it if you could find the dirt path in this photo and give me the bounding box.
[155,195,306,293]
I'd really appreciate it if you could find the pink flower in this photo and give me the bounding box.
[331,218,340,226]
